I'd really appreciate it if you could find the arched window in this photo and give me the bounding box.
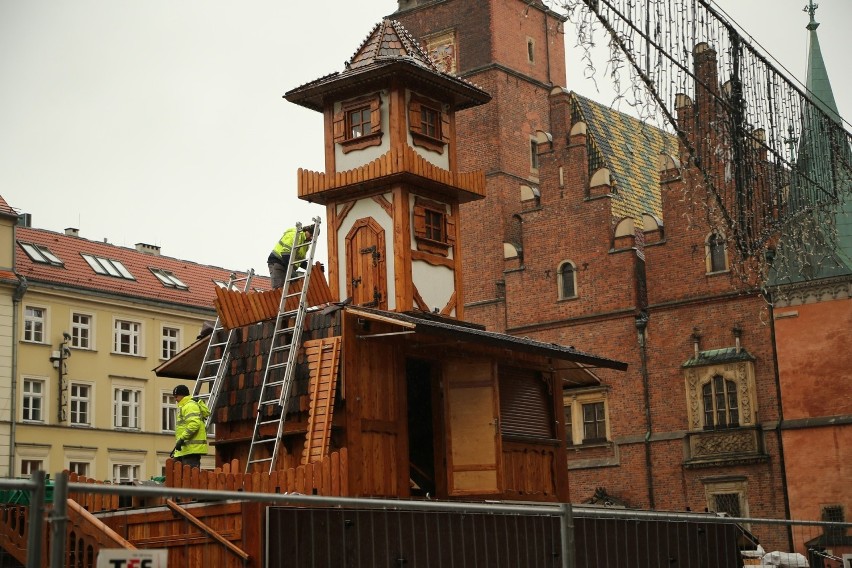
[702,375,739,429]
[706,233,728,273]
[558,261,577,299]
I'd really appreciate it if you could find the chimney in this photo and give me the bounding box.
[135,243,161,256]
[65,227,79,237]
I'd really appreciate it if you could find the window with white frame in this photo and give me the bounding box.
[22,378,45,422]
[161,326,180,360]
[71,313,93,349]
[113,387,141,429]
[564,389,609,446]
[162,393,177,432]
[112,463,141,483]
[24,306,46,343]
[20,459,43,477]
[69,383,92,426]
[113,319,141,355]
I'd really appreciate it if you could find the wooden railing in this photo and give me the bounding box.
[166,449,349,497]
[297,145,486,201]
[0,505,30,566]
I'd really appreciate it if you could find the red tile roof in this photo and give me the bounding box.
[0,196,18,218]
[15,226,271,310]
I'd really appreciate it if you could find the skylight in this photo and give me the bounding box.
[151,268,188,290]
[81,254,135,280]
[214,279,239,291]
[19,242,64,266]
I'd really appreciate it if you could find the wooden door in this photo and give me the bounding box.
[443,359,501,496]
[345,217,387,309]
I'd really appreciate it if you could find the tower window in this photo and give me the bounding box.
[424,208,445,242]
[420,106,440,139]
[333,93,383,153]
[347,107,372,139]
[409,93,448,154]
[527,38,535,63]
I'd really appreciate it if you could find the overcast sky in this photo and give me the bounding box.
[1,1,850,275]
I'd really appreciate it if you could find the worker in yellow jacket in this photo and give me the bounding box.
[267,224,314,288]
[170,384,208,469]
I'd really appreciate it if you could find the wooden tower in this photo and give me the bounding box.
[285,19,491,318]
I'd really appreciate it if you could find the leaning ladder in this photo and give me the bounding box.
[246,218,321,473]
[192,269,255,429]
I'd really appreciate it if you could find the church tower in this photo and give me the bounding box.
[285,19,490,318]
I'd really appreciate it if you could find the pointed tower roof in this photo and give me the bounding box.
[285,19,490,113]
[772,1,852,284]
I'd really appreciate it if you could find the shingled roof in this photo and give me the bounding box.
[571,93,677,222]
[285,19,490,113]
[15,226,270,310]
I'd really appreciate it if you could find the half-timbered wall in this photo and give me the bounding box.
[333,90,391,170]
[335,198,396,309]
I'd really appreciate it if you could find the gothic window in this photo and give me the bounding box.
[558,261,577,299]
[706,233,728,273]
[530,139,540,170]
[702,375,739,429]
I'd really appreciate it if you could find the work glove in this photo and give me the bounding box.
[172,439,184,455]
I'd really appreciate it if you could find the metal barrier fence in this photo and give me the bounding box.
[2,472,850,568]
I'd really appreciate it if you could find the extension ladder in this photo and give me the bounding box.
[192,269,255,429]
[246,218,321,473]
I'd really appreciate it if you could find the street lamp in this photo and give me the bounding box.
[49,333,71,422]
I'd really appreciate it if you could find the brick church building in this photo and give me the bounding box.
[392,0,789,520]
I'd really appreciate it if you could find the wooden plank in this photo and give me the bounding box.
[165,500,250,560]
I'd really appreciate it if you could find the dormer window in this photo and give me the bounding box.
[150,268,188,290]
[82,254,135,280]
[409,93,449,154]
[19,242,63,266]
[333,93,383,153]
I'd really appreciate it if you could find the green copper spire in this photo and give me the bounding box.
[770,2,852,284]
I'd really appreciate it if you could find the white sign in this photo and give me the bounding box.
[96,549,167,568]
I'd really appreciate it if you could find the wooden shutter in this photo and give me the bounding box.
[498,367,554,439]
[408,99,422,135]
[332,108,345,143]
[445,213,456,247]
[441,109,450,144]
[370,96,382,134]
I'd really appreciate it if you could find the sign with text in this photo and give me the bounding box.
[96,549,167,568]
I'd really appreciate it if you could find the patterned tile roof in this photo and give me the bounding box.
[572,93,677,222]
[15,226,270,310]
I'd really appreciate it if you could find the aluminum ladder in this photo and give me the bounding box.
[192,269,255,429]
[246,218,321,473]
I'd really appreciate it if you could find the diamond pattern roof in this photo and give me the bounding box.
[572,93,677,222]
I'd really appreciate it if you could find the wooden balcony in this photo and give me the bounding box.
[297,145,486,205]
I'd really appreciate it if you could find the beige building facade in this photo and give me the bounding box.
[1,195,266,482]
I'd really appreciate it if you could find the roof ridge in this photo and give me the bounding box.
[347,19,439,72]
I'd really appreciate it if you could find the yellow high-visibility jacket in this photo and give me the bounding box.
[174,397,208,457]
[270,228,308,264]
